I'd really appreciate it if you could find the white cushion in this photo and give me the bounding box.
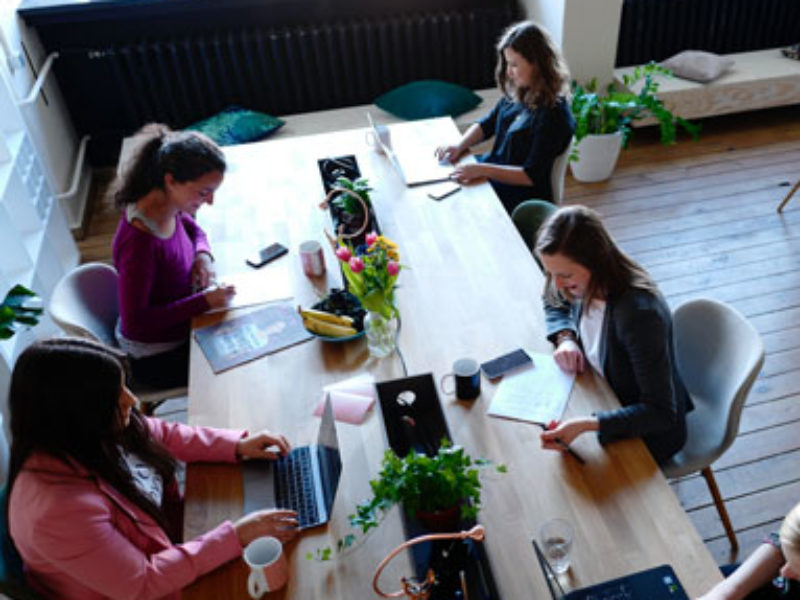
[661,50,735,83]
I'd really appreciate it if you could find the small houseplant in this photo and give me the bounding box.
[0,285,43,339]
[321,176,378,247]
[570,62,701,182]
[307,441,505,561]
[350,441,505,534]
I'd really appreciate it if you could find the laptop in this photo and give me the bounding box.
[367,112,455,186]
[532,539,690,600]
[242,396,342,529]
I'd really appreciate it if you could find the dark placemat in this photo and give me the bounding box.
[376,373,501,599]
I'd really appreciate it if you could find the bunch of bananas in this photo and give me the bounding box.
[298,306,358,338]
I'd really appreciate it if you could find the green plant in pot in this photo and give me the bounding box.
[306,441,505,561]
[0,285,43,339]
[322,176,376,247]
[350,441,505,534]
[570,62,701,182]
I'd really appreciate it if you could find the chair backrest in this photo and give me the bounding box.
[49,263,119,347]
[672,298,764,460]
[550,140,572,205]
[511,200,558,255]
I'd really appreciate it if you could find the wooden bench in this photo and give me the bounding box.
[118,88,502,170]
[614,49,800,122]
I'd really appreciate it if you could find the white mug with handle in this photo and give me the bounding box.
[244,536,288,598]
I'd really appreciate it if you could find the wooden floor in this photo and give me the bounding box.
[77,105,800,568]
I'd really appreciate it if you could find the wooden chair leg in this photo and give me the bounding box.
[701,466,738,551]
[777,180,800,213]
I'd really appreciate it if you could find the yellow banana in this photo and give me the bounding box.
[297,306,354,327]
[302,315,358,338]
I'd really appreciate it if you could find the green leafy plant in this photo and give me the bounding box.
[331,176,372,214]
[306,441,506,561]
[0,285,43,339]
[570,62,701,161]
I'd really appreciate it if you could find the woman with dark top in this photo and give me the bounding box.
[111,124,235,389]
[6,338,297,600]
[697,502,800,599]
[435,20,575,214]
[536,206,691,465]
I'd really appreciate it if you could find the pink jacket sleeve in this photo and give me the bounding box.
[145,416,246,463]
[27,489,242,600]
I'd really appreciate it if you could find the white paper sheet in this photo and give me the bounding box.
[205,264,293,313]
[486,353,576,425]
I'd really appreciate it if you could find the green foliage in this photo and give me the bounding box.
[348,440,505,534]
[331,176,372,214]
[0,285,43,340]
[571,62,701,161]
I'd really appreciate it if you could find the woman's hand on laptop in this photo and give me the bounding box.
[234,509,299,545]
[236,430,292,460]
[450,163,487,185]
[435,144,467,164]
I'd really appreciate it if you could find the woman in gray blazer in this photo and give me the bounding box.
[536,205,691,465]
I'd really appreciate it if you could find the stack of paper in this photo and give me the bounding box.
[314,373,377,424]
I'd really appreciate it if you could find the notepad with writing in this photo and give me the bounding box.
[486,353,575,424]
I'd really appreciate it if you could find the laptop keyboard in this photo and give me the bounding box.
[274,447,319,528]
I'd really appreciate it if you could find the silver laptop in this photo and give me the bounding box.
[367,112,454,186]
[242,396,342,529]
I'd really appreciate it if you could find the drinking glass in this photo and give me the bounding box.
[539,518,574,574]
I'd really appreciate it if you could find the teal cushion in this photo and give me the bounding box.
[375,80,482,120]
[186,106,284,146]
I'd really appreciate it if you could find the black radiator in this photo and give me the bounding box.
[46,6,516,164]
[616,0,800,66]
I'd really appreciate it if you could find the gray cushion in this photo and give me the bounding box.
[661,50,735,83]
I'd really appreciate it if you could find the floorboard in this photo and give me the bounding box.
[76,104,800,570]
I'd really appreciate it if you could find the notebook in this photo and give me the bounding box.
[367,113,455,186]
[242,396,342,529]
[532,539,690,600]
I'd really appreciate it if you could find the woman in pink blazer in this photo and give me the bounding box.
[6,338,298,599]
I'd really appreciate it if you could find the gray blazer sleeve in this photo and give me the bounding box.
[595,296,679,443]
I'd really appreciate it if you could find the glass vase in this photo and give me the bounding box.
[364,311,398,358]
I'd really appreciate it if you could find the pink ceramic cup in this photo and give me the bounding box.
[299,240,325,277]
[244,536,288,598]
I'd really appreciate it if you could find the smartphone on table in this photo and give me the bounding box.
[246,243,288,268]
[481,348,533,380]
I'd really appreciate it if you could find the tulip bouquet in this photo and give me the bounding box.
[335,232,401,320]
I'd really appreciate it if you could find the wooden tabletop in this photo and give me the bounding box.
[183,118,722,599]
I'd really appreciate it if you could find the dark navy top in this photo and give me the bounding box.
[477,96,575,214]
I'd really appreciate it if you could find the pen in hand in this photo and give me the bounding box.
[534,421,586,465]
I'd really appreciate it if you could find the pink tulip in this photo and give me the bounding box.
[349,256,365,273]
[365,231,379,246]
[335,246,352,262]
[386,260,399,276]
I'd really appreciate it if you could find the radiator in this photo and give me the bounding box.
[616,0,800,66]
[104,8,515,129]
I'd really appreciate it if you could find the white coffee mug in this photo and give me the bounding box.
[299,240,325,277]
[243,536,288,598]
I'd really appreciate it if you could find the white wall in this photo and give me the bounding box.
[520,0,624,88]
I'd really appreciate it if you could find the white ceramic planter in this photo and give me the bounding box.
[570,132,624,183]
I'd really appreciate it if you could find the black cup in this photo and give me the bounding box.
[440,358,481,401]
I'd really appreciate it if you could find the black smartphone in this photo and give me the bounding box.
[426,181,461,201]
[246,243,288,268]
[481,348,533,380]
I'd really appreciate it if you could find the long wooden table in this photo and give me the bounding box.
[183,118,722,599]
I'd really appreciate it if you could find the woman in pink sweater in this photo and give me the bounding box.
[112,124,235,389]
[7,338,297,600]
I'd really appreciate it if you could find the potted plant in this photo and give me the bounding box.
[1,284,43,339]
[321,176,379,247]
[570,62,701,182]
[350,441,505,535]
[307,441,504,561]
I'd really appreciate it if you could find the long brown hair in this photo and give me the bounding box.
[495,20,571,109]
[112,123,226,208]
[6,338,179,539]
[536,205,655,307]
